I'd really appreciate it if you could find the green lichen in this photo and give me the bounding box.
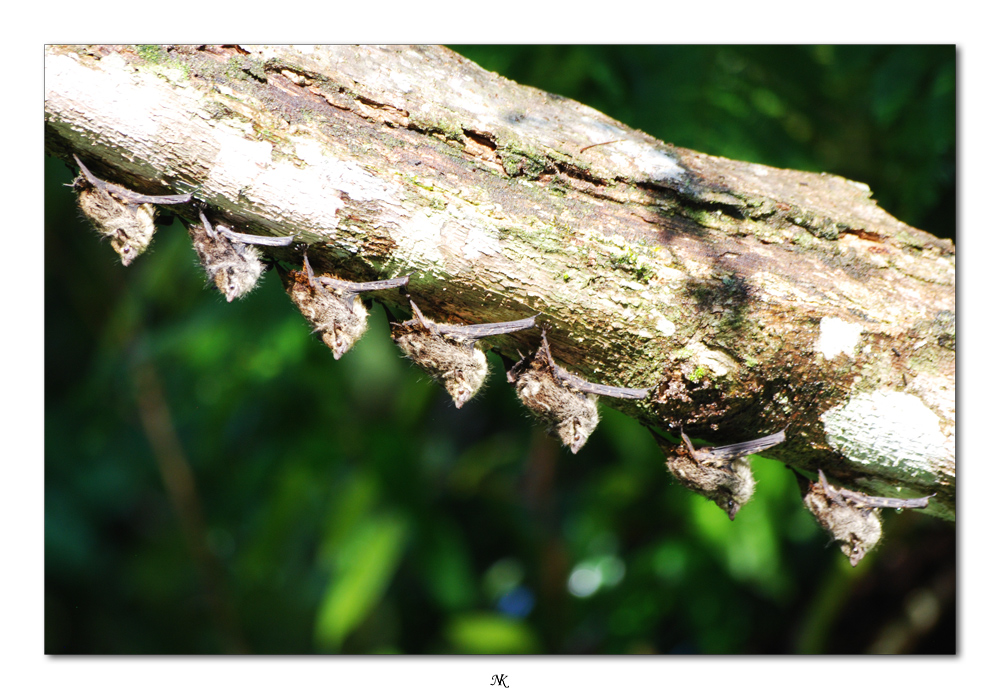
[133,45,190,81]
[604,237,658,283]
[499,145,547,179]
[136,45,167,63]
[688,366,707,382]
[226,56,268,83]
[412,118,464,144]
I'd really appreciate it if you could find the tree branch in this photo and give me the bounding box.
[44,44,955,519]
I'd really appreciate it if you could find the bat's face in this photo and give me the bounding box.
[191,222,265,303]
[713,460,755,520]
[554,394,600,454]
[443,347,489,409]
[108,204,157,266]
[218,244,266,303]
[327,295,369,359]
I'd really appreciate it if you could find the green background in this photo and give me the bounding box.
[45,45,955,654]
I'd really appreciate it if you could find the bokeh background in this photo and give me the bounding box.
[45,45,956,654]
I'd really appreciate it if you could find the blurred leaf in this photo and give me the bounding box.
[445,612,541,654]
[314,512,408,651]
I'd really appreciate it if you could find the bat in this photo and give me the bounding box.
[799,470,932,566]
[392,299,536,408]
[72,154,192,266]
[507,329,649,453]
[283,253,409,360]
[188,210,266,302]
[653,427,786,520]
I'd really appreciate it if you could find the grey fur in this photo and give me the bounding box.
[188,211,265,302]
[393,300,535,408]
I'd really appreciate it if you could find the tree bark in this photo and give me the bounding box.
[44,44,955,519]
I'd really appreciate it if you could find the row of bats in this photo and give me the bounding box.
[69,155,933,567]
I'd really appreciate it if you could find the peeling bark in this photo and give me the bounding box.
[44,44,955,519]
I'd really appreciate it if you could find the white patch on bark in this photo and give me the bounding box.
[821,390,953,484]
[460,222,503,261]
[397,210,448,270]
[652,314,676,337]
[685,342,737,378]
[610,140,684,182]
[47,52,159,149]
[816,316,862,360]
[207,128,275,192]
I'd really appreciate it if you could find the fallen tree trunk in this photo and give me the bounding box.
[44,44,955,519]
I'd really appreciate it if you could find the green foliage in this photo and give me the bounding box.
[315,512,408,650]
[446,613,541,654]
[45,46,954,655]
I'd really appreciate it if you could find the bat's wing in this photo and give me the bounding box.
[73,155,191,205]
[114,190,193,206]
[552,364,649,400]
[403,299,434,330]
[438,315,536,342]
[697,428,786,462]
[507,328,554,383]
[217,226,295,247]
[506,353,531,383]
[316,276,410,294]
[840,491,933,510]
